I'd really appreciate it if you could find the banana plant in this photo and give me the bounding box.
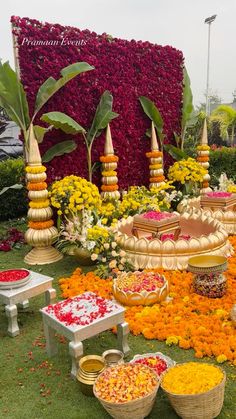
[41,90,118,182]
[139,96,165,152]
[0,61,94,157]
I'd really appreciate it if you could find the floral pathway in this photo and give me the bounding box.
[59,236,236,364]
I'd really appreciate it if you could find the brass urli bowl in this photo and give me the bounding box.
[77,355,105,397]
[187,255,227,274]
[102,349,124,366]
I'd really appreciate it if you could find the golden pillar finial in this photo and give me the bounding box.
[146,122,165,189]
[100,124,120,200]
[104,124,114,156]
[197,119,212,194]
[27,124,42,166]
[151,122,159,151]
[201,118,208,145]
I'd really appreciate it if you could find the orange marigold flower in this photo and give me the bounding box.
[100,155,119,163]
[101,184,119,192]
[146,151,163,158]
[27,182,47,191]
[149,175,165,183]
[197,156,209,162]
[28,219,54,229]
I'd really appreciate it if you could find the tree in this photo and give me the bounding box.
[210,105,236,146]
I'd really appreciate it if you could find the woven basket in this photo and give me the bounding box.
[161,366,226,419]
[93,366,160,419]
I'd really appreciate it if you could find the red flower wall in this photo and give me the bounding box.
[11,16,184,188]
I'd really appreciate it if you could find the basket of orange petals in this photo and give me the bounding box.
[93,363,160,419]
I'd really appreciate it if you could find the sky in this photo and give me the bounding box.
[1,0,236,106]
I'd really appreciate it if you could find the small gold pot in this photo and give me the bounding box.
[77,355,105,397]
[73,248,95,266]
[102,349,124,367]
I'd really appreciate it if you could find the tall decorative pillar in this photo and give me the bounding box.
[197,119,212,194]
[100,124,120,199]
[24,124,63,265]
[146,122,165,189]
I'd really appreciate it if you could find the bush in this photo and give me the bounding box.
[0,158,27,220]
[209,147,236,186]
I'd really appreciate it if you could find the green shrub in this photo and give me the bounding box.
[0,158,27,220]
[209,147,236,186]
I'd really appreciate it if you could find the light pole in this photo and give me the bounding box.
[204,14,217,116]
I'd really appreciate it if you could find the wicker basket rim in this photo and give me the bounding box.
[161,363,226,397]
[93,364,160,406]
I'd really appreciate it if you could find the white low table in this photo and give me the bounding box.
[0,271,56,337]
[41,292,130,378]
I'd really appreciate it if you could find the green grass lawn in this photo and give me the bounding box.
[0,219,235,419]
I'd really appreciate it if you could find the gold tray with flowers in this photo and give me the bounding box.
[112,271,169,306]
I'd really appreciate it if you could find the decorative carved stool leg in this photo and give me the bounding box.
[69,341,83,379]
[18,300,30,310]
[45,288,57,305]
[43,321,58,357]
[5,304,19,337]
[117,321,130,356]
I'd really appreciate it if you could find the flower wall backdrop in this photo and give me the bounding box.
[11,16,184,188]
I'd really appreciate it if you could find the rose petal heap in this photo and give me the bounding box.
[162,363,224,395]
[132,355,168,376]
[94,363,158,403]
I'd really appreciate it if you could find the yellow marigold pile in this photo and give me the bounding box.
[168,158,207,184]
[59,236,236,363]
[162,363,224,394]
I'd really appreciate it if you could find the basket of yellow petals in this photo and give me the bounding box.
[161,362,226,419]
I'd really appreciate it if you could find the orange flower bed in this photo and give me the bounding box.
[27,182,47,191]
[101,184,119,192]
[100,155,119,163]
[146,151,163,158]
[149,175,165,183]
[59,236,236,363]
[197,156,209,163]
[28,219,54,229]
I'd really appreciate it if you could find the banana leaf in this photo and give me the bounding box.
[42,140,77,163]
[41,112,85,134]
[163,144,188,161]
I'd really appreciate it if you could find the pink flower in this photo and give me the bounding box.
[206,192,232,198]
[143,211,175,221]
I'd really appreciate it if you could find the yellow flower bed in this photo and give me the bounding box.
[168,158,207,184]
[50,175,101,214]
[162,363,223,395]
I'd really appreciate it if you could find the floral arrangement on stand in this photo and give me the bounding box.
[50,175,132,277]
[168,158,207,196]
[197,119,211,193]
[218,173,236,193]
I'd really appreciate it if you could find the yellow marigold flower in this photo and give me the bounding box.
[216,354,227,363]
[166,335,179,346]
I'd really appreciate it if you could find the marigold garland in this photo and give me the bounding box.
[101,184,119,192]
[101,170,117,177]
[149,164,163,170]
[100,155,119,163]
[27,182,47,191]
[59,236,236,363]
[149,175,165,183]
[197,145,210,151]
[146,151,163,158]
[29,199,50,209]
[25,165,46,174]
[28,219,54,229]
[202,181,209,188]
[197,156,209,163]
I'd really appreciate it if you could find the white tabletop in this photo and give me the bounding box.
[0,271,53,298]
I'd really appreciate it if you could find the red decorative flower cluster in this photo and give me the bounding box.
[11,16,184,188]
[44,292,120,326]
[0,228,25,252]
[0,269,29,282]
[142,211,175,221]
